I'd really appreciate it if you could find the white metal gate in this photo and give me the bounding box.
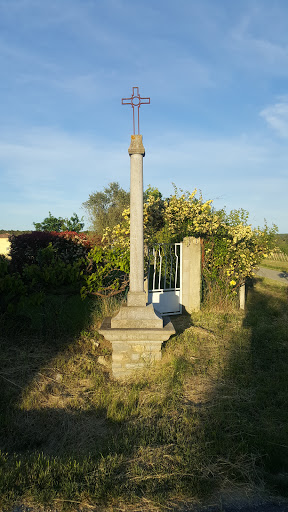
[147,243,182,316]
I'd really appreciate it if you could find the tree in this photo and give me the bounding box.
[33,212,84,233]
[63,213,85,232]
[82,182,130,235]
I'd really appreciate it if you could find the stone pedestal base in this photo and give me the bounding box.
[111,303,163,329]
[99,313,175,379]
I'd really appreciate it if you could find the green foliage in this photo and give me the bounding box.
[103,184,278,304]
[274,233,288,255]
[1,228,129,332]
[63,212,85,232]
[22,243,83,290]
[0,256,44,330]
[143,186,165,243]
[81,245,130,298]
[9,231,91,273]
[33,211,84,233]
[0,254,9,275]
[1,233,92,331]
[82,182,130,235]
[202,218,278,304]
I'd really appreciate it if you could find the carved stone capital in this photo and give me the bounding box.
[128,135,145,156]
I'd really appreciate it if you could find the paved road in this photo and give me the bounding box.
[256,266,288,284]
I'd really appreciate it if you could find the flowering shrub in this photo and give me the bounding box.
[202,222,276,301]
[102,186,277,302]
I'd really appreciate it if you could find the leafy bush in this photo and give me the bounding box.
[0,254,44,329]
[81,245,129,298]
[1,231,127,332]
[9,231,99,273]
[9,231,57,272]
[22,243,83,290]
[0,254,9,276]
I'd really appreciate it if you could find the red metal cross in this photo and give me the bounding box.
[122,86,150,135]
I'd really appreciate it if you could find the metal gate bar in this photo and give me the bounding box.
[147,243,182,315]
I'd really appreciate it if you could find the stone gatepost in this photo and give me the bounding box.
[181,237,202,313]
[99,135,175,379]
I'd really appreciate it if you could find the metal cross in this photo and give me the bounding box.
[122,86,150,135]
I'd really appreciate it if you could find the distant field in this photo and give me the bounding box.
[261,234,288,271]
[275,233,288,255]
[261,259,288,272]
[261,234,288,272]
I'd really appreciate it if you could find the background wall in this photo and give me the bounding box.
[0,236,10,256]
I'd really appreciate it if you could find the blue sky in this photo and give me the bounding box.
[0,0,287,232]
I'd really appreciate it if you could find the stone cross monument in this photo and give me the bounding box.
[99,87,175,379]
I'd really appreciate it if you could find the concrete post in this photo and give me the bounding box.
[181,237,201,313]
[239,283,245,310]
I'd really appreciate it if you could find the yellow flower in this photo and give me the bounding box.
[229,280,237,286]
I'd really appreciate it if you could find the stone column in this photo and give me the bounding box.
[127,135,146,307]
[98,135,175,379]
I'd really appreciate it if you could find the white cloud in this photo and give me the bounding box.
[0,126,287,231]
[0,127,129,195]
[260,101,288,138]
[228,8,288,75]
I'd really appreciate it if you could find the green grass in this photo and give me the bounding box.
[0,279,288,511]
[260,258,288,273]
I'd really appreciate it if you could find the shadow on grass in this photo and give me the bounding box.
[240,279,288,495]
[0,293,101,453]
[1,279,288,509]
[198,278,288,499]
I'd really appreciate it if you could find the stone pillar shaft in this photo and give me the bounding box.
[127,135,146,308]
[129,153,144,293]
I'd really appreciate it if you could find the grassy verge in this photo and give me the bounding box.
[260,258,288,272]
[0,279,288,511]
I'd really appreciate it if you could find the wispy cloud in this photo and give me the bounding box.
[0,127,129,228]
[228,6,288,75]
[0,124,287,230]
[260,100,288,138]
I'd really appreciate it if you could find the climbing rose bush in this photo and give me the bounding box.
[102,186,277,300]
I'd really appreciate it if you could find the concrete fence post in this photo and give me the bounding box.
[181,237,202,313]
[239,283,245,310]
